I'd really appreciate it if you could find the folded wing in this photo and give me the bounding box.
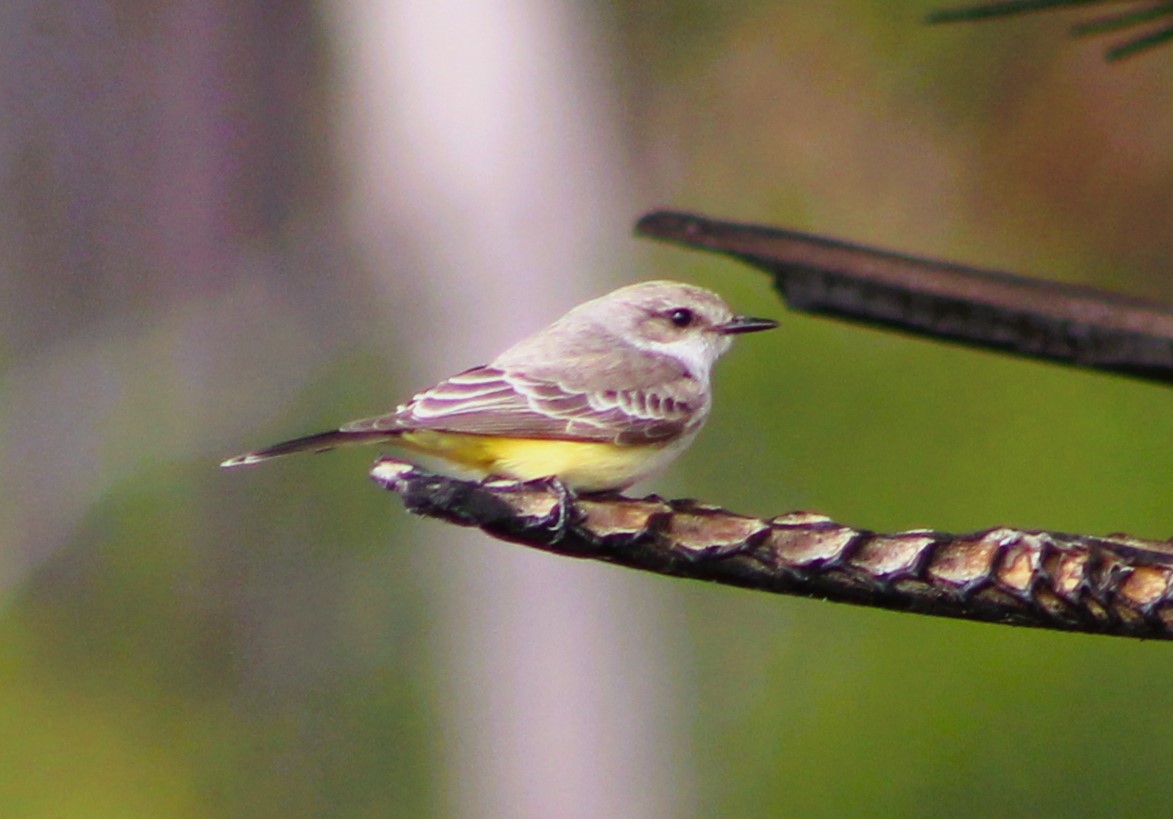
[341,365,705,445]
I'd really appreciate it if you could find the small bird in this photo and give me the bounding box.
[221,281,777,492]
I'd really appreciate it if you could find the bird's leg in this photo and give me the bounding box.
[517,474,581,546]
[475,472,583,546]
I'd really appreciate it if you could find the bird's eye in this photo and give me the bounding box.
[668,308,694,328]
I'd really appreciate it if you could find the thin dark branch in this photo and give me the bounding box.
[373,458,1173,641]
[635,210,1173,387]
[1103,18,1173,57]
[927,0,1173,59]
[929,0,1144,24]
[1072,2,1173,35]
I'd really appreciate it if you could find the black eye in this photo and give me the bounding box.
[668,308,694,328]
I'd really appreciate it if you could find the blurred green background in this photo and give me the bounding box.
[2,1,1171,817]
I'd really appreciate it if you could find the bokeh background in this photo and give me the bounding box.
[3,1,1172,816]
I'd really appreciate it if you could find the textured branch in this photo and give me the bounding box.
[372,458,1173,641]
[636,210,1173,387]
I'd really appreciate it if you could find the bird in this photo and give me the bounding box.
[221,280,777,492]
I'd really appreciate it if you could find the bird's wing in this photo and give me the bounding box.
[341,364,705,445]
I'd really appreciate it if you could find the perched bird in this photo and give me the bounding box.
[222,281,777,492]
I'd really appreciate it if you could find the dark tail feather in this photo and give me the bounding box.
[220,429,396,468]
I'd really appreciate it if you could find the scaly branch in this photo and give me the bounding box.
[372,458,1173,641]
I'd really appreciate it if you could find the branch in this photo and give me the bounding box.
[372,458,1173,641]
[927,1,1173,60]
[636,210,1173,387]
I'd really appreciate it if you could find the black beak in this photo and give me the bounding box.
[717,315,778,335]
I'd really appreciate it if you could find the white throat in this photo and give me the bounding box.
[637,333,728,383]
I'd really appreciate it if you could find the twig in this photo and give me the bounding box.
[372,458,1173,641]
[926,0,1173,60]
[636,210,1173,387]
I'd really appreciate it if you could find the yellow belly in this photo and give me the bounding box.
[396,430,688,492]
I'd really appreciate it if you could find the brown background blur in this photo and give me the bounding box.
[2,2,1171,817]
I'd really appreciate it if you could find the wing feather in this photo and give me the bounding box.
[341,364,706,445]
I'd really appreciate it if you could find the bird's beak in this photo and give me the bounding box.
[717,315,779,335]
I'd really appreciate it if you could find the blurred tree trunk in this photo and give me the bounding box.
[1,0,335,574]
[322,2,687,817]
[1,1,328,346]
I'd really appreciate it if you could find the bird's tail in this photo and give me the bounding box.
[220,429,398,468]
